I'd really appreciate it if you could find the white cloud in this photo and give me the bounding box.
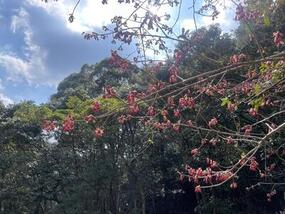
[200,1,237,32]
[25,0,76,30]
[25,0,177,62]
[25,0,70,16]
[180,2,237,33]
[0,54,31,81]
[25,0,135,32]
[0,79,3,91]
[0,93,13,106]
[25,0,175,33]
[0,79,13,106]
[180,19,196,31]
[10,7,29,32]
[0,7,48,84]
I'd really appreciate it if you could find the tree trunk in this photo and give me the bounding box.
[140,187,145,214]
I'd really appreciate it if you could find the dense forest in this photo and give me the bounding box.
[0,0,285,213]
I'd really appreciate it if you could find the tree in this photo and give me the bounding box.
[56,0,285,212]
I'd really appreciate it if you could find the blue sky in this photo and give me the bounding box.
[0,0,236,105]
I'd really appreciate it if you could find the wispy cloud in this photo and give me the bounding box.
[180,1,237,33]
[0,7,47,84]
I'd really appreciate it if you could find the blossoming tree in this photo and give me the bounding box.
[43,0,285,207]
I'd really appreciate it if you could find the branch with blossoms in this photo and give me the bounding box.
[63,0,282,62]
[42,0,285,201]
[43,49,285,185]
[75,52,285,123]
[64,0,248,63]
[43,49,285,143]
[178,121,285,193]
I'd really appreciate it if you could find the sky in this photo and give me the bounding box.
[0,0,237,105]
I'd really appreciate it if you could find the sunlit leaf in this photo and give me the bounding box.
[263,15,271,26]
[221,97,231,107]
[254,84,262,95]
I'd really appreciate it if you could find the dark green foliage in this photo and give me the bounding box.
[50,60,141,108]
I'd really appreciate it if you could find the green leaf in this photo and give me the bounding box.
[147,138,154,144]
[259,63,268,73]
[66,96,83,109]
[263,15,271,26]
[97,97,126,112]
[251,97,264,110]
[254,84,262,95]
[221,97,231,107]
[13,102,53,123]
